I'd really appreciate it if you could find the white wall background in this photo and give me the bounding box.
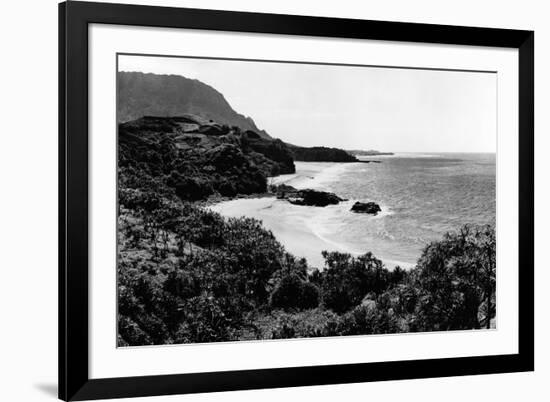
[0,0,546,401]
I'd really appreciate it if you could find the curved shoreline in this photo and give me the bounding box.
[208,162,416,270]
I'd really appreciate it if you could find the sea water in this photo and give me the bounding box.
[211,153,496,269]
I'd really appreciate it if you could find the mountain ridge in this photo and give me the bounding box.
[118,71,271,139]
[118,71,379,164]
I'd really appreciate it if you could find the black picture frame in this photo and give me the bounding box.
[59,1,534,400]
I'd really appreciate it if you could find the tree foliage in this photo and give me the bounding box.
[116,118,496,346]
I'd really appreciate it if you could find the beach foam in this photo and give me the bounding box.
[208,184,408,269]
[269,162,354,191]
[357,152,438,159]
[209,154,494,271]
[209,197,335,268]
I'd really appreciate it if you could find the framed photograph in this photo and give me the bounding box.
[59,1,534,400]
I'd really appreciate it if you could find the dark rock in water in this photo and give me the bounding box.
[350,201,382,215]
[286,189,343,207]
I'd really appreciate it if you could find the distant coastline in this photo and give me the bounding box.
[347,149,394,157]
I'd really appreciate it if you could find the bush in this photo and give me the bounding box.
[221,217,287,305]
[270,275,320,311]
[174,177,214,201]
[118,315,152,346]
[300,282,321,309]
[411,224,496,331]
[317,251,397,313]
[174,295,238,343]
[336,301,400,336]
[261,309,340,339]
[217,180,237,197]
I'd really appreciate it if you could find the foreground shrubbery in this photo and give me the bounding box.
[117,164,496,346]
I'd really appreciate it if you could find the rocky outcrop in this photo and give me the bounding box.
[287,145,358,162]
[350,201,381,215]
[272,184,298,197]
[277,188,343,207]
[291,190,342,206]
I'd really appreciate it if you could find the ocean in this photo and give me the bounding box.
[210,153,496,269]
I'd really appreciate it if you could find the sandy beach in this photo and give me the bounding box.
[209,162,414,269]
[210,197,348,268]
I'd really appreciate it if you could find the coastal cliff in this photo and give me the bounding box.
[287,145,359,162]
[119,115,296,201]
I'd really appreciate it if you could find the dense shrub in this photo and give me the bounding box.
[317,251,401,313]
[300,282,321,309]
[262,309,340,339]
[118,315,153,346]
[174,177,214,201]
[270,275,320,311]
[335,299,400,335]
[410,224,496,331]
[174,295,239,343]
[220,217,287,304]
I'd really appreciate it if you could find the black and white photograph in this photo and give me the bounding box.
[116,54,497,347]
[0,0,543,400]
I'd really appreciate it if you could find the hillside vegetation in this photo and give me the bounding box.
[119,116,296,201]
[117,114,496,345]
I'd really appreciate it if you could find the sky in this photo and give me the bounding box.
[119,54,497,153]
